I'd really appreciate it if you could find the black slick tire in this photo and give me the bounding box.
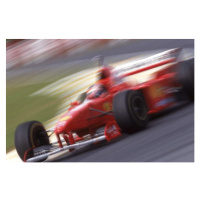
[14,121,50,162]
[177,58,194,101]
[113,90,149,133]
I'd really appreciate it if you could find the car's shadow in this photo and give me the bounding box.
[50,99,193,162]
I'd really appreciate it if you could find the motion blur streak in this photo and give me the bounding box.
[7,39,115,69]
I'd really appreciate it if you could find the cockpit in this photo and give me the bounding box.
[86,84,108,100]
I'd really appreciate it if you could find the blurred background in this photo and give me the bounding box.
[6,39,194,162]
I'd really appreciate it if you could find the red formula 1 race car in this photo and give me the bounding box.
[14,48,194,162]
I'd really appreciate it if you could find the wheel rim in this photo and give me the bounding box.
[34,132,48,146]
[132,96,147,120]
[30,124,49,147]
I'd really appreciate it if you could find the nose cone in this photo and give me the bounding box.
[54,113,72,134]
[54,103,89,134]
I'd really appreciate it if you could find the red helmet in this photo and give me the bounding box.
[97,66,112,80]
[86,84,107,100]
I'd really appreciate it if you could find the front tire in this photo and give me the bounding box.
[113,90,149,133]
[14,121,50,161]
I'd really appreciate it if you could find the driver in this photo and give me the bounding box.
[86,84,108,100]
[97,66,112,80]
[96,66,114,90]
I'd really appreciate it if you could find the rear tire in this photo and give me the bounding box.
[14,121,50,162]
[177,58,194,101]
[113,90,149,133]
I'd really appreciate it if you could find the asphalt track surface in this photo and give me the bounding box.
[7,39,194,162]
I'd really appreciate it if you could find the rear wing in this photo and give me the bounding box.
[113,48,181,77]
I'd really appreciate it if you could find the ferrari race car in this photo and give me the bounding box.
[14,48,194,162]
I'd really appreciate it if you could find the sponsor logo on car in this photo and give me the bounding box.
[149,84,165,99]
[60,115,71,121]
[107,125,117,134]
[103,102,112,112]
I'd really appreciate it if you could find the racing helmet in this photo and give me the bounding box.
[86,84,107,100]
[97,66,112,80]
